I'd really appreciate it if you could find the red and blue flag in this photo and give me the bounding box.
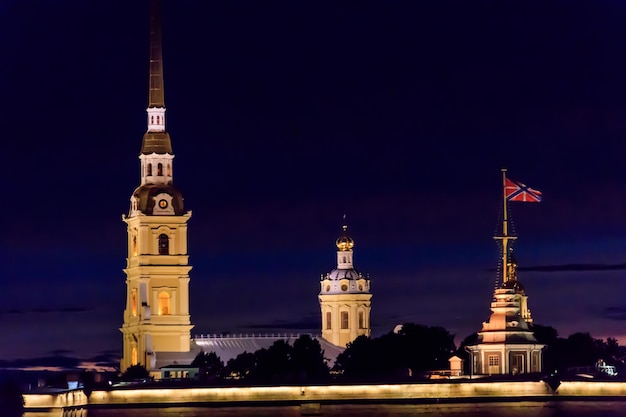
[505,178,542,202]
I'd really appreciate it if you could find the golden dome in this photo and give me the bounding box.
[336,224,354,251]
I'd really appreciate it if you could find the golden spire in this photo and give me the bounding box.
[336,214,354,251]
[148,0,164,108]
[141,0,173,155]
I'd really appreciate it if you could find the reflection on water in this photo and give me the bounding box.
[24,401,626,417]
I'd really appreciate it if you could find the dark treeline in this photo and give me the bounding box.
[113,324,626,385]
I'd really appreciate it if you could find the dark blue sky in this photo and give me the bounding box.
[1,0,626,365]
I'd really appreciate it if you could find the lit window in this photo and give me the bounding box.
[158,291,171,315]
[167,164,171,176]
[158,234,169,255]
[131,289,137,317]
[132,236,138,256]
[131,346,138,366]
[488,355,499,366]
[341,311,349,329]
[326,312,331,330]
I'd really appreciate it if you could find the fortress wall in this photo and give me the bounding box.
[557,381,626,397]
[24,380,626,411]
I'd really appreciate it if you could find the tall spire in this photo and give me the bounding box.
[148,0,164,108]
[141,0,172,155]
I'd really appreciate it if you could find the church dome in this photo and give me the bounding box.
[326,268,362,281]
[336,225,354,251]
[131,183,185,215]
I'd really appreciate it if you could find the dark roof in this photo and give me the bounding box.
[141,131,173,155]
[132,183,185,215]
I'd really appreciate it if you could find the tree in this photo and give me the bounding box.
[254,340,293,381]
[0,380,24,417]
[335,324,457,381]
[225,351,257,380]
[291,335,329,381]
[121,364,150,381]
[191,351,224,380]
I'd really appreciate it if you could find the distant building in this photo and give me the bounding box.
[119,0,370,376]
[319,221,372,347]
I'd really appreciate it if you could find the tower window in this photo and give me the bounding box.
[157,163,163,176]
[156,115,160,124]
[167,164,171,176]
[131,346,138,366]
[158,291,171,315]
[150,115,154,124]
[158,234,169,255]
[358,311,364,329]
[147,163,152,176]
[132,236,138,256]
[326,312,331,330]
[341,311,349,329]
[131,288,137,317]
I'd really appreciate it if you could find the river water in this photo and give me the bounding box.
[23,401,626,417]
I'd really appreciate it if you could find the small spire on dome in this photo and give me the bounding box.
[336,214,354,251]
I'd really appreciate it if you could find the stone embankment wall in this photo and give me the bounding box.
[23,380,626,411]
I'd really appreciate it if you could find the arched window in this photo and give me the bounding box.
[157,163,163,176]
[326,312,332,330]
[156,115,160,124]
[158,291,171,315]
[341,311,349,329]
[132,236,138,256]
[158,234,169,255]
[131,289,137,317]
[147,163,152,176]
[131,346,138,366]
[167,164,171,176]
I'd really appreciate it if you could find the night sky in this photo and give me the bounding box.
[1,0,626,367]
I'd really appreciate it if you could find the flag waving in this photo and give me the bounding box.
[505,177,542,202]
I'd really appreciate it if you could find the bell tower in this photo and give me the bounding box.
[120,0,193,373]
[319,218,372,348]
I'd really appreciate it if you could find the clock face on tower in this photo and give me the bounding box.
[153,192,174,215]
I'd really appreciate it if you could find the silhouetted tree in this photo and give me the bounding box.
[121,364,150,381]
[0,380,24,417]
[254,340,293,381]
[335,323,456,381]
[225,351,257,380]
[291,335,329,381]
[191,351,224,380]
[334,335,378,379]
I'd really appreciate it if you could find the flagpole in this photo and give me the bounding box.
[494,168,516,285]
[501,168,509,284]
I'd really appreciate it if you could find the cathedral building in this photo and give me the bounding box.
[119,0,193,372]
[119,0,370,374]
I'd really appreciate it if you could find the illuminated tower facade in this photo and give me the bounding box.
[319,220,372,348]
[466,170,544,375]
[120,0,193,373]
